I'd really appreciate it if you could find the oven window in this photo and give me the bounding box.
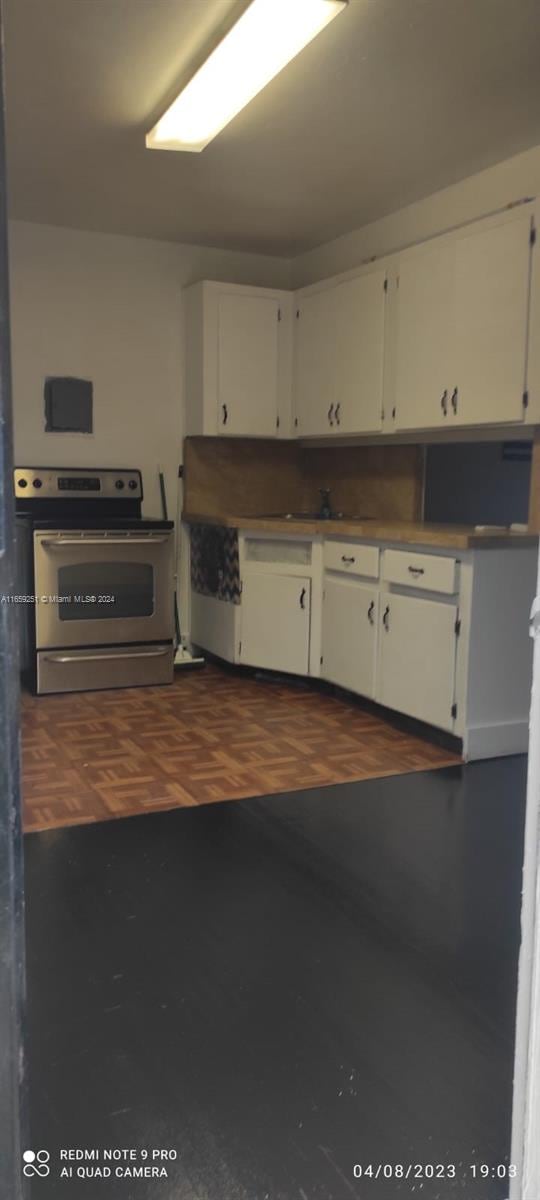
[57,562,154,620]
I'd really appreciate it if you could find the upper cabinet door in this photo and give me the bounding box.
[333,271,386,433]
[217,293,281,437]
[294,288,337,436]
[452,213,532,426]
[184,281,291,438]
[393,241,455,431]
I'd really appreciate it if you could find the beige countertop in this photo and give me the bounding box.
[182,512,538,550]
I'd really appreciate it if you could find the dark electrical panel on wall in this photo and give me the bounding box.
[44,376,93,433]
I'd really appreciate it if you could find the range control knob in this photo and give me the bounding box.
[115,479,125,490]
[128,479,138,490]
[18,478,28,488]
[33,478,42,489]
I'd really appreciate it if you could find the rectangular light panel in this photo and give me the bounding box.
[146,0,346,153]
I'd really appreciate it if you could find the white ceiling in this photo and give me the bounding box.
[4,0,540,256]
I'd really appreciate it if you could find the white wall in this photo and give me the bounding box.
[8,220,291,518]
[293,143,540,286]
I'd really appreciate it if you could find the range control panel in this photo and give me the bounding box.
[14,467,143,500]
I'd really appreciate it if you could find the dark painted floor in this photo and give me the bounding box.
[24,757,527,1200]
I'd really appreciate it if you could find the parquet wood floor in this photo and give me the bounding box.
[21,663,461,833]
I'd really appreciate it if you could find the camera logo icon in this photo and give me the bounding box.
[23,1150,50,1178]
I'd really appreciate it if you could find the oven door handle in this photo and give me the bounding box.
[42,648,171,664]
[39,535,170,547]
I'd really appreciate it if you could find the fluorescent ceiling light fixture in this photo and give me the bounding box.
[146,0,346,153]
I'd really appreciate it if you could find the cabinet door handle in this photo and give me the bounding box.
[299,587,306,610]
[440,389,448,416]
[335,402,341,425]
[408,565,425,576]
[451,387,458,414]
[367,600,375,624]
[383,605,390,631]
[328,404,334,426]
[341,555,355,564]
[222,403,228,425]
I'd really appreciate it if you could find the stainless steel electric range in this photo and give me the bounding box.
[15,466,175,694]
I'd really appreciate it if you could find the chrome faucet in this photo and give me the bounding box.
[318,488,333,519]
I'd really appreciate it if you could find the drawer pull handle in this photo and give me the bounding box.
[335,402,341,425]
[440,389,448,416]
[222,403,228,425]
[367,601,375,625]
[383,605,390,631]
[341,555,355,564]
[451,387,458,414]
[408,566,425,576]
[299,587,306,610]
[328,403,334,426]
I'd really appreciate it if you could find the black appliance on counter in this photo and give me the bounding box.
[14,466,175,694]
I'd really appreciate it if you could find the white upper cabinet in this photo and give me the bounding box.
[184,203,537,443]
[294,287,337,435]
[294,265,387,437]
[333,271,386,433]
[391,206,535,432]
[452,212,532,426]
[217,293,280,436]
[184,281,293,438]
[393,241,455,431]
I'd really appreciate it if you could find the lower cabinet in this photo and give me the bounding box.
[377,591,458,732]
[239,573,311,675]
[322,576,378,698]
[191,528,536,760]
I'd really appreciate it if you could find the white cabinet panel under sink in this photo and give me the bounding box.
[239,573,311,676]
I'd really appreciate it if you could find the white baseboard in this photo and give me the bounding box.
[464,720,530,761]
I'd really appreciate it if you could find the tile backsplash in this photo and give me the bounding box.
[183,438,423,522]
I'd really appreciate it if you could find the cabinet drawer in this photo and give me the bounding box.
[382,549,458,594]
[324,541,379,578]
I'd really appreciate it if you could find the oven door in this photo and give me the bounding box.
[33,529,174,649]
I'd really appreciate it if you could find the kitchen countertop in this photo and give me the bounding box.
[182,512,538,550]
